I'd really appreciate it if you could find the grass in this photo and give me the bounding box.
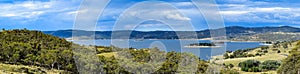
[212,41,296,74]
[222,53,287,67]
[239,71,277,74]
[0,63,64,74]
[97,52,117,57]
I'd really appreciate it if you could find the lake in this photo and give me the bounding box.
[74,39,264,60]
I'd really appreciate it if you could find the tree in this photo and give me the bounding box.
[223,53,229,59]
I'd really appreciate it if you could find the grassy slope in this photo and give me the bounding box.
[97,52,117,57]
[0,63,64,74]
[0,47,117,74]
[213,41,296,74]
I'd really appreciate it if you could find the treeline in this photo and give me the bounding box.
[0,29,77,73]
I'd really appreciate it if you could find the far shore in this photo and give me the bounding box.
[184,46,222,48]
[66,37,269,43]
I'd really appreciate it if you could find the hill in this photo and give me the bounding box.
[43,26,300,40]
[2,29,299,74]
[0,29,216,74]
[232,32,300,41]
[0,29,77,73]
[212,40,297,74]
[277,40,300,73]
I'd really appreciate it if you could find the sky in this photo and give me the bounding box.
[0,0,300,31]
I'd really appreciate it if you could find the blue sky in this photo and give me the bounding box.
[1,0,300,31]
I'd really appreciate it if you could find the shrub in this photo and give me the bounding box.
[223,63,234,69]
[257,50,262,52]
[272,49,278,51]
[247,54,255,57]
[224,53,230,59]
[260,60,281,71]
[220,69,239,74]
[263,50,268,53]
[238,60,261,72]
[255,53,263,56]
[277,50,281,53]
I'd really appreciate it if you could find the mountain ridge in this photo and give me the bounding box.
[43,26,300,40]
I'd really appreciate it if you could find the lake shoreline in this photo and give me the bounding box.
[67,38,267,42]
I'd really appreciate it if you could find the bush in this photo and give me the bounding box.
[238,60,261,72]
[277,50,281,53]
[223,63,234,69]
[232,50,248,58]
[247,54,255,57]
[257,50,262,52]
[260,60,281,71]
[224,53,230,59]
[272,49,278,51]
[263,50,268,53]
[255,53,263,56]
[220,69,239,74]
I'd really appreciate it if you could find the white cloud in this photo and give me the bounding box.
[172,2,193,7]
[0,1,78,19]
[220,11,249,15]
[218,1,300,24]
[166,13,191,21]
[251,7,291,12]
[2,13,17,17]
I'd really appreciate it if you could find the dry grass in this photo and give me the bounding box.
[0,63,64,74]
[212,41,297,74]
[97,52,117,57]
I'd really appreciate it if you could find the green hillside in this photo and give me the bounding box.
[0,29,76,73]
[277,41,300,74]
[0,29,215,74]
[8,29,300,74]
[212,40,299,74]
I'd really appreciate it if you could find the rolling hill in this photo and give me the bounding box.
[43,26,300,41]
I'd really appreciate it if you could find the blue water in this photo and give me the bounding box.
[74,39,262,60]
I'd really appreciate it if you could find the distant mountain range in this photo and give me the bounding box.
[43,26,300,41]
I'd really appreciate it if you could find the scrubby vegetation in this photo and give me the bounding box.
[260,60,281,71]
[277,41,300,74]
[0,29,77,73]
[238,60,281,72]
[238,60,261,72]
[3,29,300,74]
[223,48,258,59]
[214,39,296,74]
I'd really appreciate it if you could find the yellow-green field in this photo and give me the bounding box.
[0,63,64,74]
[97,52,117,57]
[212,41,296,74]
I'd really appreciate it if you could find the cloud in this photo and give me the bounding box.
[0,2,48,18]
[0,0,81,30]
[166,13,191,21]
[220,11,249,15]
[2,0,300,31]
[217,0,300,25]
